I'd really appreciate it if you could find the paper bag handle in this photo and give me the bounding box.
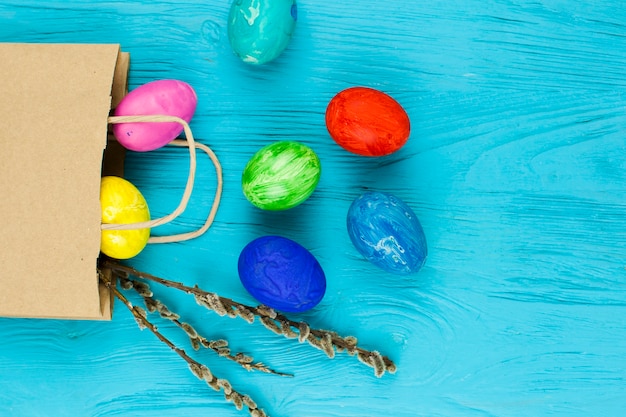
[102,115,223,244]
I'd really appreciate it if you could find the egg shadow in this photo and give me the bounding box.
[242,197,323,243]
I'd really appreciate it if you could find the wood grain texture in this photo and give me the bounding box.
[1,1,625,416]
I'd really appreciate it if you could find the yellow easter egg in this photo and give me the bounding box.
[100,176,151,259]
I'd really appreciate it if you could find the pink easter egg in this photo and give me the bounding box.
[113,79,198,152]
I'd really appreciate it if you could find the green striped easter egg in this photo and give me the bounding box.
[242,141,321,211]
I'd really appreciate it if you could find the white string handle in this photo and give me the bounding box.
[103,115,223,244]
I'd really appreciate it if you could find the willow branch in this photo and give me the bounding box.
[103,261,396,377]
[121,276,292,377]
[100,273,269,417]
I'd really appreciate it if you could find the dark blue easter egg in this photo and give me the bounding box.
[238,235,326,313]
[347,191,427,275]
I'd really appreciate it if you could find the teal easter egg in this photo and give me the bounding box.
[227,0,297,65]
[242,141,321,211]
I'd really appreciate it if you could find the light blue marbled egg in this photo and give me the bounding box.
[347,191,427,275]
[227,0,297,65]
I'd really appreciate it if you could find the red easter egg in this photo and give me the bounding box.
[325,86,411,157]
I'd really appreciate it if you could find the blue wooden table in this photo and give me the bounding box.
[1,1,625,416]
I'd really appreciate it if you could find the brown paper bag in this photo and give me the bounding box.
[0,43,130,320]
